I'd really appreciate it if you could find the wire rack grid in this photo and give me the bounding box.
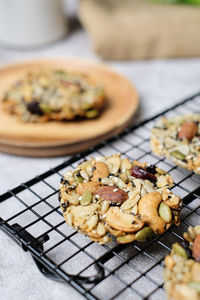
[0,93,200,300]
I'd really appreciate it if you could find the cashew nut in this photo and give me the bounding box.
[138,192,166,234]
[106,207,144,233]
[92,162,109,182]
[105,224,125,237]
[76,182,99,195]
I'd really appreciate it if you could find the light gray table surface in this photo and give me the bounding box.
[1,2,200,300]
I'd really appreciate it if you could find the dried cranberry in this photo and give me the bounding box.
[146,165,156,174]
[27,101,43,115]
[130,166,156,182]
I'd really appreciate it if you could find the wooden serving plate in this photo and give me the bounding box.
[0,59,138,157]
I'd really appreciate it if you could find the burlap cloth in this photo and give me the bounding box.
[79,0,200,60]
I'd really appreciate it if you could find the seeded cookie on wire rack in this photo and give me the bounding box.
[60,154,182,244]
[1,69,105,122]
[164,225,200,300]
[151,114,200,174]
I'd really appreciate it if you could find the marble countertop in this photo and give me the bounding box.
[1,2,200,300]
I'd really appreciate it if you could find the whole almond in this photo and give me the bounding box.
[178,121,198,140]
[192,234,200,262]
[95,186,128,204]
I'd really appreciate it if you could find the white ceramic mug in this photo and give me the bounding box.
[0,0,67,48]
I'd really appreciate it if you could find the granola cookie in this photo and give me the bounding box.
[164,225,200,300]
[151,114,200,174]
[1,69,105,122]
[59,154,182,244]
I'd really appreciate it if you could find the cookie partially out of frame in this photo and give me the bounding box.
[1,69,105,122]
[164,225,200,300]
[151,114,200,174]
[59,154,182,244]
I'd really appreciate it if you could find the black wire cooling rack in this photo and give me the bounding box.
[1,93,200,300]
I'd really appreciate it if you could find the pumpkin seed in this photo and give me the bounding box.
[74,174,84,183]
[39,103,52,114]
[80,190,92,206]
[172,242,188,259]
[158,202,172,223]
[135,227,154,242]
[117,234,136,244]
[156,167,167,175]
[188,282,200,292]
[86,109,98,118]
[171,150,186,161]
[82,102,92,110]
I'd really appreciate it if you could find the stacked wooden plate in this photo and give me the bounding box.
[0,59,138,157]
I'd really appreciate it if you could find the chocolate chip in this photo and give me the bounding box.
[27,100,43,115]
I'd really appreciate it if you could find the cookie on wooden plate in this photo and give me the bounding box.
[151,114,200,174]
[1,69,105,122]
[164,225,200,300]
[59,154,182,244]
